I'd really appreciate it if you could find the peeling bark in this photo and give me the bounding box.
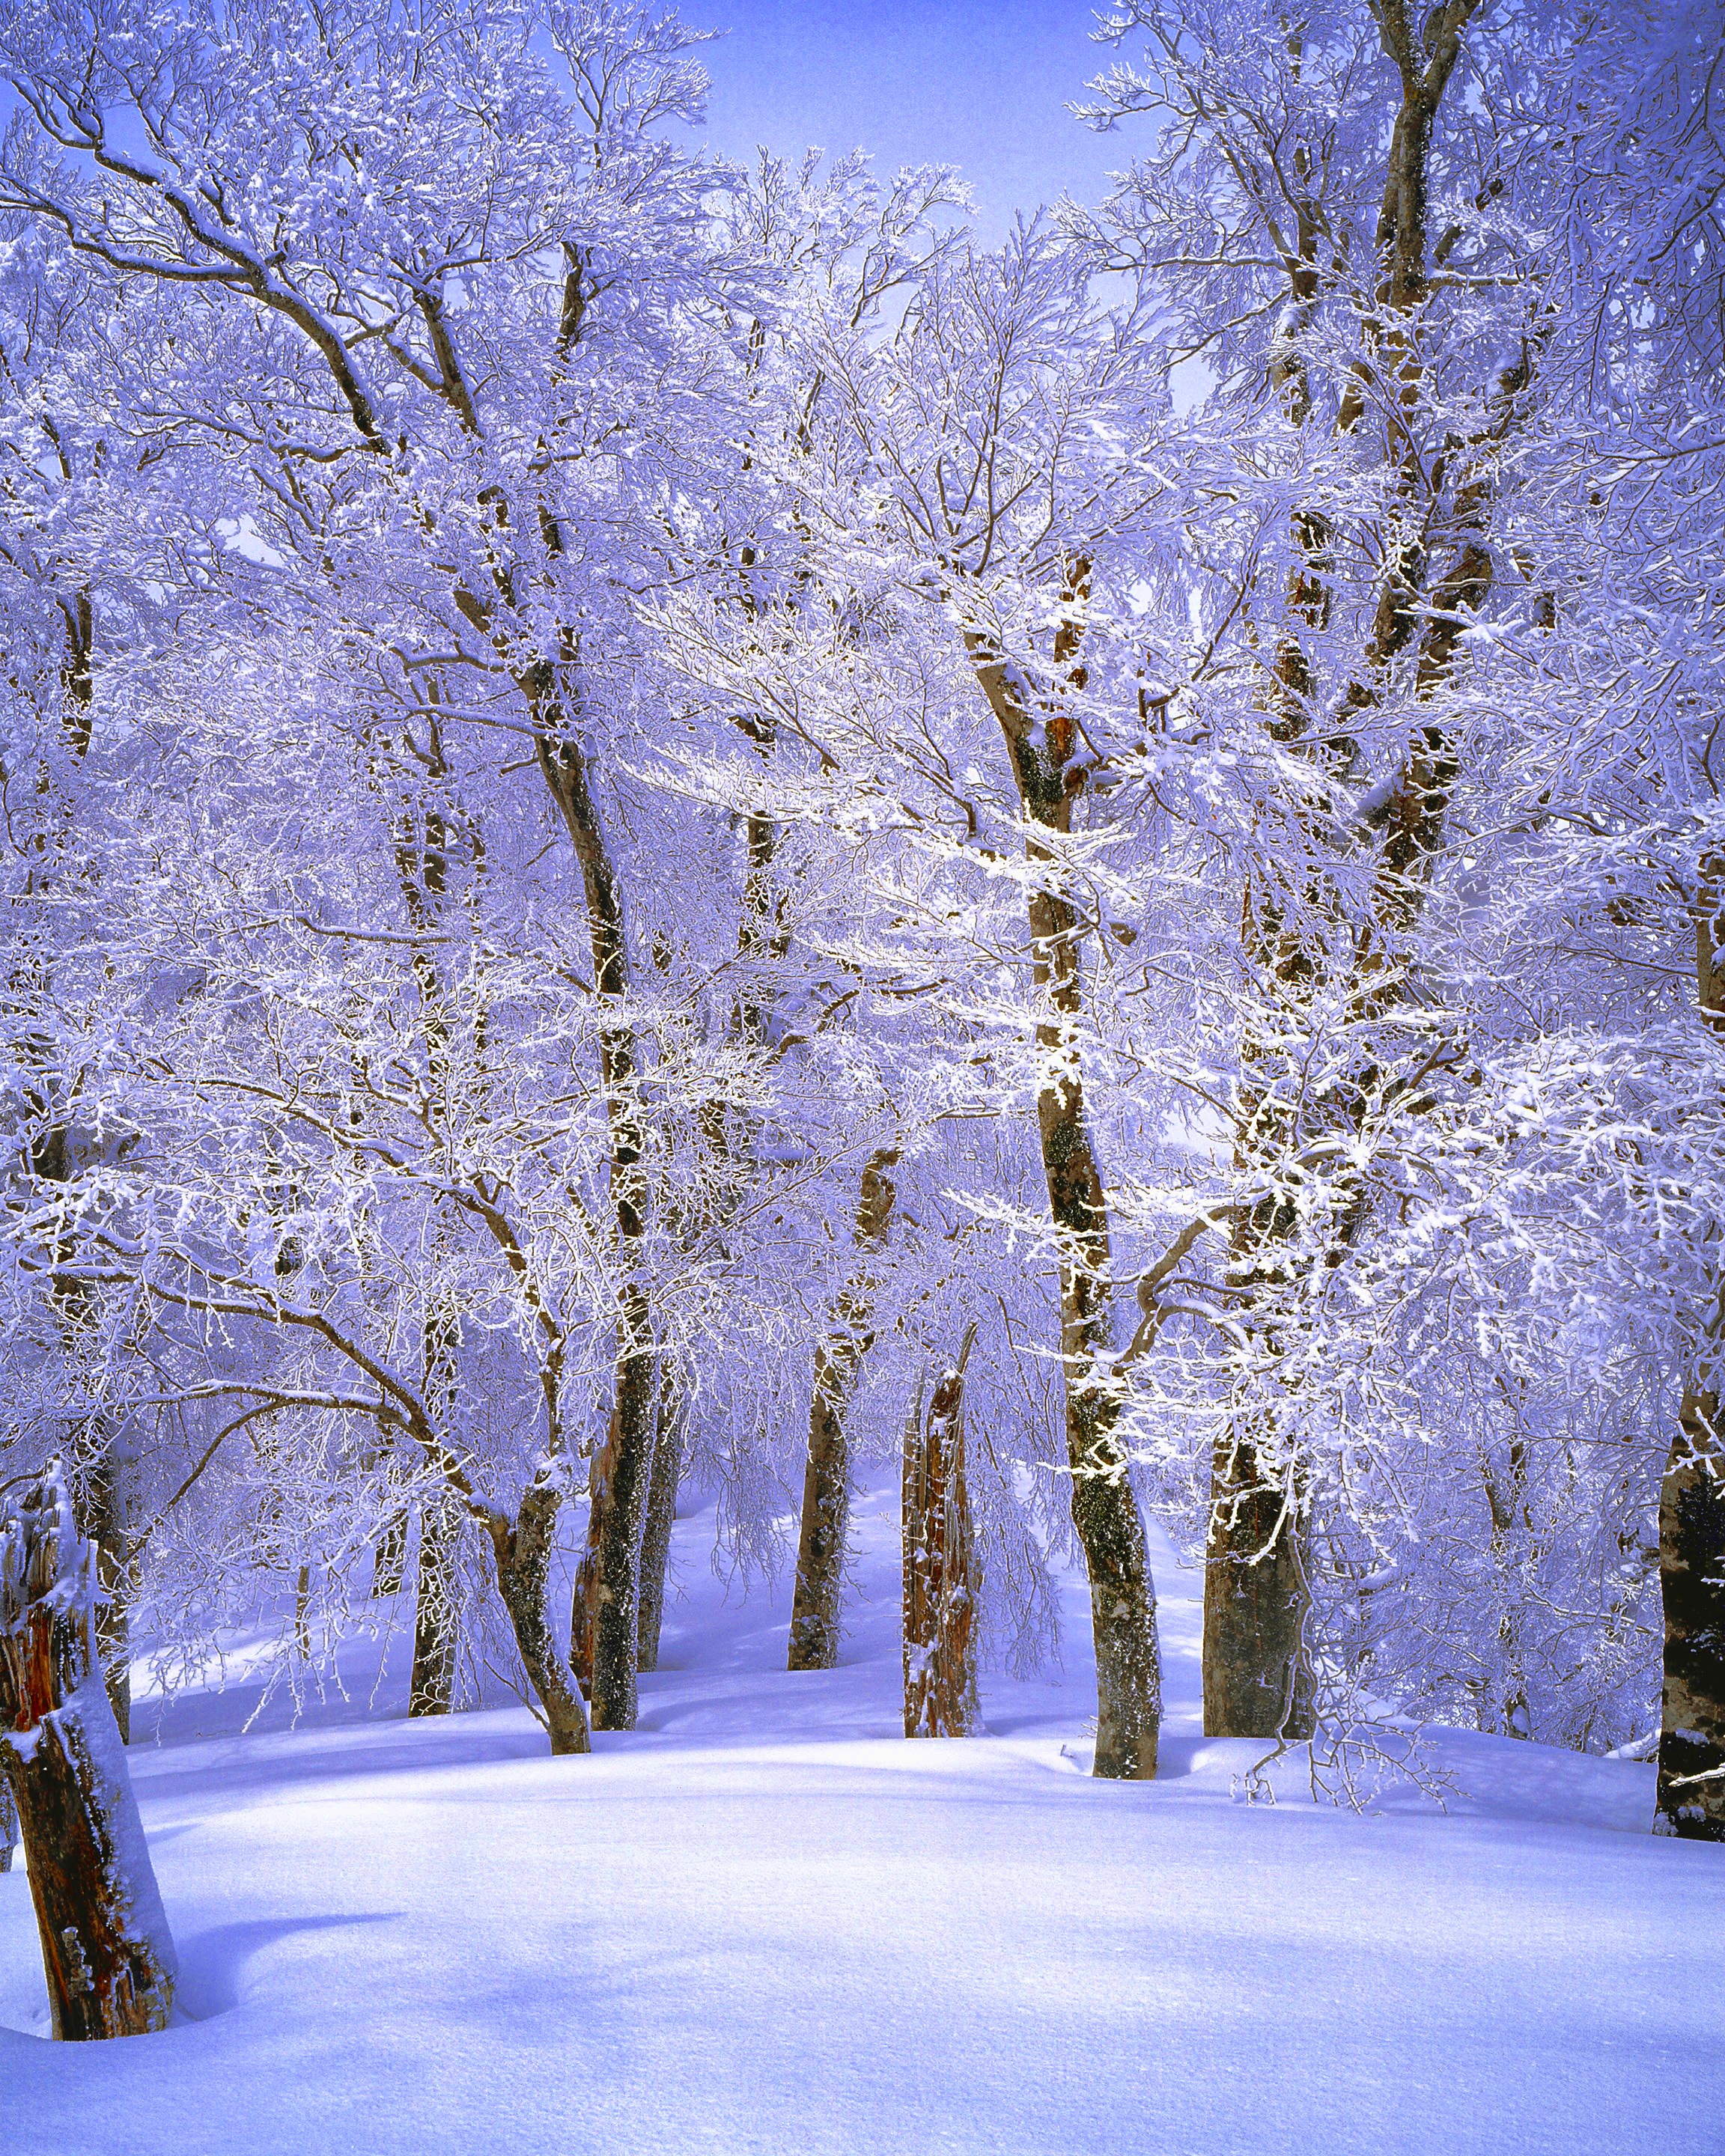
[0,1467,176,2038]
[902,1331,980,1740]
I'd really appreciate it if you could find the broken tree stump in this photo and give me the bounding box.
[903,1325,980,1740]
[0,1463,177,2038]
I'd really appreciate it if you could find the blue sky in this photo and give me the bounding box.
[696,1,1138,234]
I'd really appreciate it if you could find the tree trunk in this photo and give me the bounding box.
[410,1302,460,1717]
[1659,865,1725,1838]
[489,1486,590,1757]
[903,1330,980,1739]
[1202,4,1494,1746]
[788,1149,898,1672]
[1655,1388,1725,1840]
[1,1773,16,1872]
[535,725,657,1735]
[81,1447,133,1744]
[0,1467,177,2038]
[568,1323,656,1729]
[409,1499,459,1718]
[1202,1437,1315,1740]
[636,1359,684,1674]
[966,621,1161,1780]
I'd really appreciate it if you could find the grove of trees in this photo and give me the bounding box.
[1,0,1721,1996]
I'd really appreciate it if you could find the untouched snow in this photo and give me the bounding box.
[1,1484,1718,2156]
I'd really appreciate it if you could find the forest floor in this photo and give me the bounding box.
[1,1482,1719,2156]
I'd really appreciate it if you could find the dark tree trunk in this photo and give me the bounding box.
[1202,1438,1315,1740]
[1655,1391,1725,1840]
[568,1308,657,1731]
[0,1467,176,2038]
[410,1305,460,1717]
[788,1150,898,1672]
[489,1486,590,1757]
[80,1449,133,1744]
[903,1331,980,1739]
[1660,868,1725,1838]
[966,620,1161,1781]
[636,1360,684,1674]
[410,1499,458,1718]
[536,725,656,1735]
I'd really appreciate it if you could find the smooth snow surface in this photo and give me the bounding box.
[1,1485,1718,2155]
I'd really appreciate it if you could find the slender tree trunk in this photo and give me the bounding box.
[565,1294,656,1726]
[82,1447,133,1744]
[903,1330,980,1739]
[1655,1384,1725,1840]
[410,1499,459,1718]
[535,722,657,1735]
[967,622,1161,1779]
[0,1467,177,2038]
[410,1300,461,1717]
[0,1773,16,1872]
[788,1149,899,1671]
[636,1358,684,1674]
[1658,866,1725,1838]
[488,1486,590,1756]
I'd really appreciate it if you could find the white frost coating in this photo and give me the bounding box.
[63,1673,180,1985]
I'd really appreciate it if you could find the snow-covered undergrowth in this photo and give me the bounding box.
[1,1487,1716,2156]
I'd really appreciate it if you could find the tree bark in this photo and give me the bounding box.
[788,1148,899,1671]
[0,1467,177,2038]
[902,1330,980,1739]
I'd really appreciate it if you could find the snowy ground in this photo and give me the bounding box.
[2,1484,1719,2156]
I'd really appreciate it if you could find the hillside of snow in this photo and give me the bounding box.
[1,1482,1718,2156]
